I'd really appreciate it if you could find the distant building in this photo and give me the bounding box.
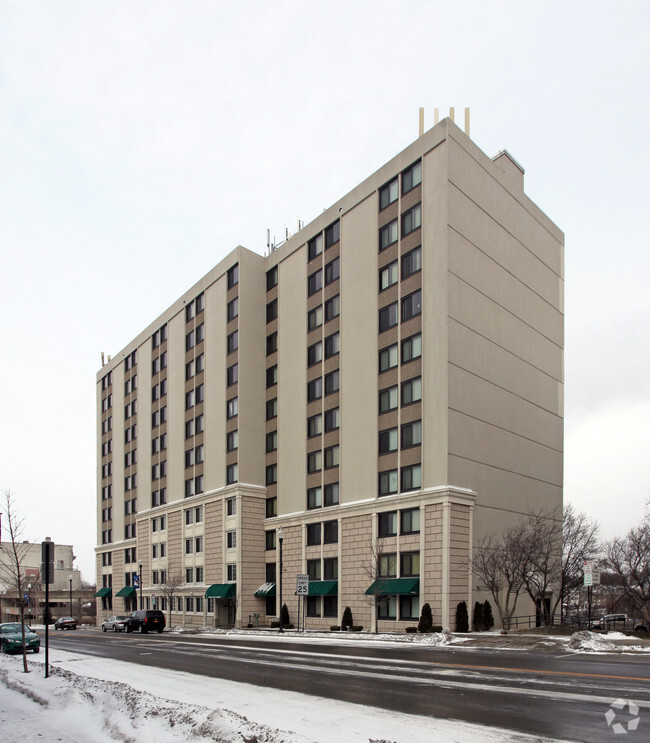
[96,118,564,630]
[0,541,87,623]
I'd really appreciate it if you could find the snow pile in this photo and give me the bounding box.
[567,630,617,651]
[414,629,455,646]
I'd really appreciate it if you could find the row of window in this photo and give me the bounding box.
[124,474,137,492]
[307,483,339,509]
[379,203,421,251]
[185,384,204,409]
[152,351,167,376]
[101,394,112,412]
[380,333,421,372]
[125,449,137,467]
[307,407,339,437]
[185,475,205,498]
[379,246,421,291]
[379,289,422,332]
[379,420,422,453]
[125,375,137,395]
[185,444,204,468]
[185,324,205,351]
[307,257,340,296]
[151,543,166,559]
[184,536,204,554]
[379,464,422,495]
[152,379,167,401]
[307,220,340,262]
[307,444,339,473]
[186,354,204,379]
[307,370,339,402]
[379,160,421,212]
[152,461,167,480]
[308,294,339,331]
[185,292,205,322]
[152,324,168,349]
[101,370,112,391]
[124,350,138,371]
[307,333,339,366]
[379,377,421,413]
[265,520,339,549]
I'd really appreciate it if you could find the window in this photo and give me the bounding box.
[324,407,339,432]
[401,508,420,534]
[401,552,420,577]
[324,483,339,506]
[227,297,239,321]
[379,178,398,210]
[307,378,322,402]
[307,523,321,546]
[379,219,398,251]
[307,414,322,437]
[324,332,339,358]
[308,270,322,296]
[323,520,338,544]
[380,553,397,577]
[324,257,339,285]
[227,330,239,354]
[402,333,422,363]
[266,298,278,322]
[265,430,277,452]
[266,497,277,518]
[265,463,277,485]
[324,294,340,321]
[185,329,195,352]
[325,220,340,248]
[195,536,203,553]
[307,450,322,473]
[379,302,398,332]
[227,497,236,516]
[402,160,422,194]
[186,301,195,322]
[402,203,422,236]
[266,266,278,290]
[185,448,195,468]
[308,234,323,261]
[226,463,238,484]
[227,429,239,451]
[227,563,237,582]
[379,261,398,291]
[401,420,422,448]
[402,290,422,321]
[185,508,194,525]
[266,398,277,420]
[400,595,419,621]
[308,342,322,367]
[379,469,398,496]
[185,538,194,555]
[185,359,195,381]
[401,463,422,491]
[307,559,321,581]
[227,530,237,549]
[324,369,339,395]
[307,486,322,510]
[195,414,203,433]
[324,445,339,469]
[324,557,338,580]
[379,386,398,413]
[379,343,398,372]
[195,293,204,314]
[379,428,398,454]
[266,365,278,387]
[402,246,422,278]
[185,389,195,409]
[266,332,278,355]
[402,377,422,405]
[227,263,239,288]
[185,569,194,584]
[307,596,320,618]
[265,530,276,550]
[227,363,238,386]
[227,397,239,418]
[378,511,398,537]
[308,305,323,330]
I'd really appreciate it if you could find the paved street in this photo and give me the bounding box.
[45,628,650,742]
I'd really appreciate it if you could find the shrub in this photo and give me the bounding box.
[432,625,443,633]
[483,600,495,631]
[342,606,353,630]
[473,601,484,632]
[351,626,363,632]
[418,602,433,633]
[330,625,341,632]
[280,603,290,628]
[456,601,469,633]
[406,627,418,633]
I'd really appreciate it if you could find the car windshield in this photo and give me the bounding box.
[1,624,21,634]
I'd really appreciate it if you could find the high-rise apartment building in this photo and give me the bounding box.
[96,118,564,630]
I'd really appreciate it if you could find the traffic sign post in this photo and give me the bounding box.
[296,574,309,632]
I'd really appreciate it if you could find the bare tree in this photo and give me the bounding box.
[601,511,650,621]
[158,572,184,628]
[363,540,393,634]
[471,528,526,631]
[0,490,32,672]
[552,505,600,621]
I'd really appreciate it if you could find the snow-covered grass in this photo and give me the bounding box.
[1,628,646,742]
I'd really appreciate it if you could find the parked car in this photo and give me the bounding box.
[0,622,40,654]
[124,610,166,634]
[589,613,647,632]
[54,616,77,630]
[101,615,129,632]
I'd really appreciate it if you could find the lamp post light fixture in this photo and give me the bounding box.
[277,526,284,633]
[27,583,32,622]
[68,574,73,617]
[138,559,143,610]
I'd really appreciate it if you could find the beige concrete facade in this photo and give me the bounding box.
[96,118,563,631]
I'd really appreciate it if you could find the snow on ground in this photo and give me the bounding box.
[1,628,646,743]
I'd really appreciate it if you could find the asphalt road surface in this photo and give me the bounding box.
[46,629,650,742]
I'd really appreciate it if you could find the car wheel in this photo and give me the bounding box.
[139,625,146,634]
[33,647,40,654]
[157,628,163,633]
[102,625,107,632]
[113,625,118,632]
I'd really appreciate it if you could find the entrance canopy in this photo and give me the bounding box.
[94,587,111,598]
[205,583,236,599]
[365,578,419,596]
[115,586,136,598]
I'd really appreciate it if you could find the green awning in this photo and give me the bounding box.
[94,587,111,598]
[254,582,276,597]
[365,578,419,596]
[115,586,136,598]
[205,583,236,599]
[307,580,338,596]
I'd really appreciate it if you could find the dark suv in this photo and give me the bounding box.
[124,610,166,634]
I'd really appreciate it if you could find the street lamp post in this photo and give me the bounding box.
[68,574,73,617]
[138,559,143,610]
[27,583,32,622]
[277,527,284,633]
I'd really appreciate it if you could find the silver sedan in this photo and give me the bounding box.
[101,615,129,632]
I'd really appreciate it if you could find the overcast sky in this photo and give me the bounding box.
[1,1,649,582]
